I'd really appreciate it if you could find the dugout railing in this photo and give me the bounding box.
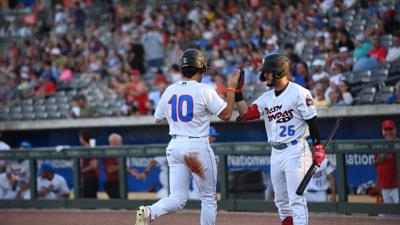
[0,140,399,215]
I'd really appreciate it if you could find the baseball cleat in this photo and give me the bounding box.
[135,206,150,225]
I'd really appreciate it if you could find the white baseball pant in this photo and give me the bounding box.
[149,137,218,225]
[270,140,312,225]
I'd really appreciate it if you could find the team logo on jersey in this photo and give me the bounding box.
[265,104,294,123]
[306,95,314,107]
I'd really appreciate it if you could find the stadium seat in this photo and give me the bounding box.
[33,105,46,112]
[22,113,35,120]
[21,106,34,112]
[374,86,394,104]
[10,113,23,121]
[10,106,22,113]
[36,112,48,120]
[355,87,376,105]
[45,104,58,112]
[47,112,61,119]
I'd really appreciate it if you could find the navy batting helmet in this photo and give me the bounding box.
[258,53,290,81]
[180,49,208,73]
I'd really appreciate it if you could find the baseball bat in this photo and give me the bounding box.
[295,118,343,196]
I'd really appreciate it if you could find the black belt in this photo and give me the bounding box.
[171,135,201,139]
[271,140,298,150]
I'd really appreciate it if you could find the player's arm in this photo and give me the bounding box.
[327,172,336,202]
[217,70,241,121]
[306,116,325,166]
[233,70,261,122]
[81,159,98,173]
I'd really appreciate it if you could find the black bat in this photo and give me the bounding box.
[296,118,343,196]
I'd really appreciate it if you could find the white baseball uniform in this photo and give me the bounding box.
[0,160,31,199]
[150,80,226,225]
[252,82,316,225]
[37,174,70,199]
[306,159,335,202]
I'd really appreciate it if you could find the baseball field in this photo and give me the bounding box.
[1,209,399,225]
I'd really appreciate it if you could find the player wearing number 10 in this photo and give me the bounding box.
[135,49,241,225]
[235,53,326,225]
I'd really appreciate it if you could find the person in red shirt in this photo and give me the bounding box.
[79,129,99,198]
[374,119,399,203]
[368,37,388,62]
[35,75,56,97]
[103,133,122,199]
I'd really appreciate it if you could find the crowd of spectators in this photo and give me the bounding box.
[0,0,400,121]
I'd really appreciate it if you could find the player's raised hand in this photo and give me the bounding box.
[227,69,241,91]
[313,144,326,166]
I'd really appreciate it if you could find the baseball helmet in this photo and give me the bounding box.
[258,53,290,81]
[180,49,208,73]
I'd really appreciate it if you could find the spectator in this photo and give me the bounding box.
[37,162,70,199]
[333,47,353,71]
[380,9,400,35]
[328,63,344,86]
[337,28,355,51]
[338,79,354,106]
[0,141,31,199]
[294,62,313,89]
[152,69,169,88]
[385,34,400,63]
[35,75,56,98]
[311,59,329,83]
[71,1,86,32]
[125,72,149,115]
[385,82,400,104]
[69,95,99,118]
[327,87,343,107]
[54,4,68,36]
[368,36,388,62]
[313,82,329,108]
[103,133,122,199]
[141,23,164,70]
[167,64,182,83]
[0,130,10,173]
[128,34,146,74]
[79,130,99,198]
[374,120,399,204]
[353,33,373,61]
[306,159,336,202]
[284,43,301,73]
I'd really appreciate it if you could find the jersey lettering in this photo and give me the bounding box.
[168,95,194,122]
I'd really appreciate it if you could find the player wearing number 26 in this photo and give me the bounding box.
[135,49,240,225]
[235,53,325,225]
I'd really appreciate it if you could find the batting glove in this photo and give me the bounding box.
[313,144,325,166]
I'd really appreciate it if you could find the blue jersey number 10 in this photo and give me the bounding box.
[279,125,295,137]
[168,95,193,122]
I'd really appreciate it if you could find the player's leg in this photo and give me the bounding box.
[284,143,312,225]
[148,147,190,221]
[270,150,292,221]
[190,141,217,225]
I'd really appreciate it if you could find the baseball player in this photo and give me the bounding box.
[37,162,70,199]
[305,158,336,202]
[135,49,240,225]
[234,53,326,225]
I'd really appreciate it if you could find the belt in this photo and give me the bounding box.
[171,135,206,139]
[271,140,298,150]
[307,189,325,193]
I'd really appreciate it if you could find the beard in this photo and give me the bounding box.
[266,78,276,87]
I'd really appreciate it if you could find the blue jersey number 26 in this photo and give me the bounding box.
[279,125,295,137]
[168,95,193,122]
